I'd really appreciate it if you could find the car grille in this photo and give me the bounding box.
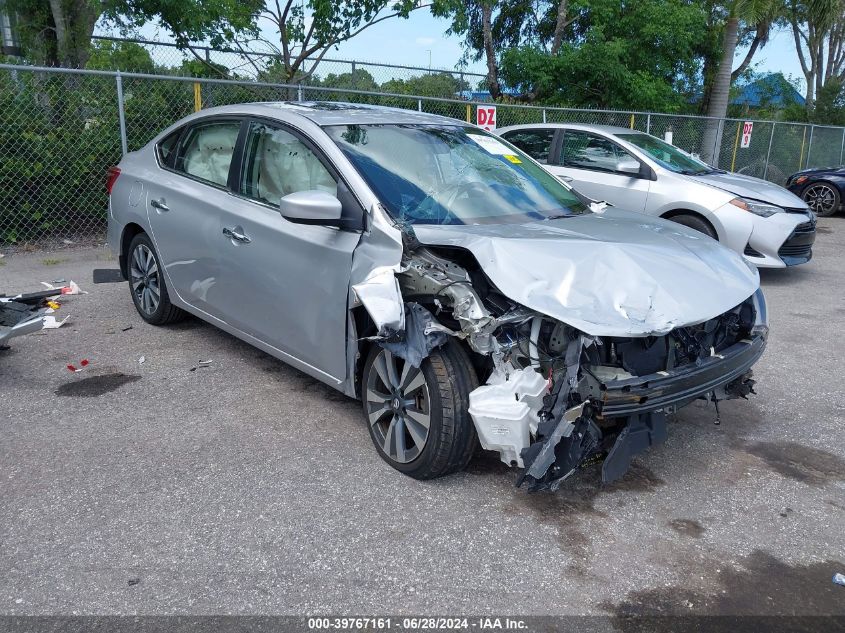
[794,220,815,233]
[778,243,812,257]
[784,206,810,214]
[744,243,763,257]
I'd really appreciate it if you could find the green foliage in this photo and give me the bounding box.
[86,39,156,73]
[382,73,469,98]
[812,78,845,125]
[499,0,708,110]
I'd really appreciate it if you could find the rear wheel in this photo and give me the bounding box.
[127,233,186,325]
[803,182,840,217]
[668,213,717,239]
[362,342,478,479]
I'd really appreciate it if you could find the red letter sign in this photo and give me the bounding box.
[477,105,497,131]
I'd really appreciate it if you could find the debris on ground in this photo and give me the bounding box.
[189,359,213,372]
[834,573,845,587]
[121,325,133,332]
[40,280,88,295]
[138,356,146,365]
[42,315,70,329]
[66,359,90,373]
[779,507,793,518]
[1,288,62,344]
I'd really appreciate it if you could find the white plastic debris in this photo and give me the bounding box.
[138,356,146,365]
[42,315,70,329]
[834,573,845,587]
[40,280,88,295]
[468,365,548,468]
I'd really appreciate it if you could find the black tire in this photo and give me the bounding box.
[802,182,841,217]
[126,232,186,325]
[668,213,717,239]
[362,341,479,480]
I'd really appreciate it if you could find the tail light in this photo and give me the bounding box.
[106,166,121,195]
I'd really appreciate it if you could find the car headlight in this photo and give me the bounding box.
[729,197,783,218]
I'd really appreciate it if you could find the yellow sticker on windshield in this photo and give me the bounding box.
[503,154,522,164]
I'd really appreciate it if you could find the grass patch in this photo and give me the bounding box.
[41,258,67,266]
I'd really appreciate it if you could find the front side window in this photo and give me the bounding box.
[617,132,715,175]
[240,122,337,206]
[324,124,588,226]
[501,129,555,163]
[561,130,635,173]
[175,121,241,187]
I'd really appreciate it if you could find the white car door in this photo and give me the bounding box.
[547,129,651,212]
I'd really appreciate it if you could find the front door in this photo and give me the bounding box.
[547,129,651,212]
[214,119,361,382]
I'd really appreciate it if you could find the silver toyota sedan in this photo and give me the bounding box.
[108,102,768,490]
[498,123,816,268]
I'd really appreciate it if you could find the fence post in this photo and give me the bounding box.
[297,84,303,102]
[115,71,128,157]
[466,103,471,123]
[417,99,422,112]
[730,120,741,172]
[840,128,845,165]
[629,113,635,129]
[351,61,356,89]
[542,109,546,123]
[646,113,651,135]
[806,125,815,169]
[193,82,202,112]
[763,122,776,181]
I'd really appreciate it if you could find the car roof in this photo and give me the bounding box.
[499,122,640,136]
[187,101,466,127]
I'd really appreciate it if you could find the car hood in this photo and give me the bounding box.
[412,208,759,337]
[687,171,808,209]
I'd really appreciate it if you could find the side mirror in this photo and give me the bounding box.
[616,159,641,176]
[279,190,342,224]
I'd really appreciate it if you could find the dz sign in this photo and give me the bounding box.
[477,105,497,131]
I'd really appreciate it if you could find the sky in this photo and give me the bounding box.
[108,8,809,93]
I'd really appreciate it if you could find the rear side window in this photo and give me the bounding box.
[156,128,182,167]
[174,121,241,187]
[501,129,555,163]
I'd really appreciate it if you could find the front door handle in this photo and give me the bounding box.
[223,227,251,244]
[150,198,170,211]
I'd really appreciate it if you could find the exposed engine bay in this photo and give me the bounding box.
[365,235,767,491]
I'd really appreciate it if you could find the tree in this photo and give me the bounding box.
[786,0,845,111]
[85,38,156,72]
[7,0,263,68]
[699,0,780,164]
[496,0,708,110]
[242,0,457,84]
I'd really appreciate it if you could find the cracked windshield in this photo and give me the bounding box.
[325,124,589,225]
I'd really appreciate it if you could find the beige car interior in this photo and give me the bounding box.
[250,127,337,206]
[182,124,240,186]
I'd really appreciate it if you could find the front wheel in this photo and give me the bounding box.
[127,233,186,325]
[668,214,717,239]
[362,342,478,479]
[803,182,840,217]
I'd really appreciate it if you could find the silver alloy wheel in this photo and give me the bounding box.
[129,243,161,315]
[366,349,431,464]
[804,183,837,215]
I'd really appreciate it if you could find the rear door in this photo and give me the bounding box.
[214,119,363,381]
[547,129,651,211]
[145,118,243,317]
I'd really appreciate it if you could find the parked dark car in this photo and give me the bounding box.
[786,167,845,216]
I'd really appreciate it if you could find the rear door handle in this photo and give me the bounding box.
[150,198,169,211]
[223,227,251,244]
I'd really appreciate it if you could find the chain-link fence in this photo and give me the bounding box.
[2,63,844,245]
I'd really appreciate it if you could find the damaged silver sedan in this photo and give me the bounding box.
[107,102,768,489]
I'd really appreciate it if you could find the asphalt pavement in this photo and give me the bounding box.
[1,219,844,619]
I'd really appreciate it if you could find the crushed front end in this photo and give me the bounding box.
[383,242,768,490]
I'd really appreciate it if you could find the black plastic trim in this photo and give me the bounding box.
[591,335,767,417]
